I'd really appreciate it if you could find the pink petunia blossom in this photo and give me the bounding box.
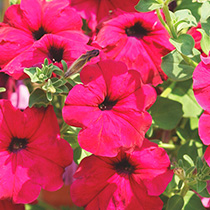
[94,11,173,86]
[0,0,89,79]
[70,139,173,210]
[193,54,210,111]
[2,34,94,80]
[62,60,157,157]
[0,100,73,203]
[0,199,25,210]
[187,23,204,56]
[70,0,139,31]
[198,111,210,166]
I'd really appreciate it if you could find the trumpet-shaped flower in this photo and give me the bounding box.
[198,111,210,167]
[94,11,173,86]
[0,100,73,203]
[62,60,156,157]
[0,0,88,79]
[70,139,173,210]
[193,54,210,111]
[2,34,93,80]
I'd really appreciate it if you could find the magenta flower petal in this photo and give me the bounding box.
[63,60,156,156]
[0,0,86,74]
[0,100,73,203]
[198,111,210,145]
[0,199,25,210]
[0,25,33,68]
[2,34,91,79]
[95,11,173,86]
[71,0,139,30]
[43,0,83,33]
[77,111,152,156]
[193,59,210,111]
[3,0,41,32]
[70,139,172,209]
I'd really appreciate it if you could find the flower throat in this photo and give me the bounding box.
[125,22,148,38]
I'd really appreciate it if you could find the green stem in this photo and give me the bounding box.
[181,53,198,68]
[156,9,171,36]
[180,182,189,197]
[160,81,176,98]
[162,3,177,38]
[158,142,176,150]
[179,118,188,129]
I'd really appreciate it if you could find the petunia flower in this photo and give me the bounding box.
[70,0,139,31]
[0,0,89,79]
[70,139,173,210]
[187,23,204,55]
[0,100,73,203]
[0,199,25,210]
[2,34,94,80]
[198,111,210,166]
[193,54,210,111]
[94,11,173,86]
[62,60,157,157]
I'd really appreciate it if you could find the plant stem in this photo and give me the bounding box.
[181,53,198,68]
[162,2,177,38]
[156,9,171,36]
[160,81,176,98]
[159,142,176,150]
[180,182,189,197]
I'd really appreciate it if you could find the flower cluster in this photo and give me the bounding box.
[193,55,210,166]
[1,0,198,209]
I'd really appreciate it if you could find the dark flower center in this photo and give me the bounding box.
[125,22,148,38]
[48,46,64,63]
[32,26,48,41]
[114,157,135,175]
[8,137,28,153]
[98,97,117,111]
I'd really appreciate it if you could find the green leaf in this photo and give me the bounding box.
[198,187,210,197]
[197,28,210,55]
[168,79,202,118]
[0,87,6,93]
[200,1,210,36]
[173,9,197,32]
[73,147,92,164]
[178,180,184,189]
[61,60,68,73]
[46,91,52,101]
[44,58,49,66]
[177,140,198,167]
[196,157,204,173]
[189,117,199,130]
[176,127,191,141]
[52,67,64,76]
[25,204,46,210]
[135,0,163,12]
[197,180,207,193]
[183,191,205,210]
[166,195,184,210]
[170,34,195,57]
[176,0,201,22]
[146,125,153,137]
[149,96,183,130]
[56,85,69,93]
[183,155,194,167]
[29,88,49,108]
[24,67,39,82]
[162,49,200,81]
[51,78,66,87]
